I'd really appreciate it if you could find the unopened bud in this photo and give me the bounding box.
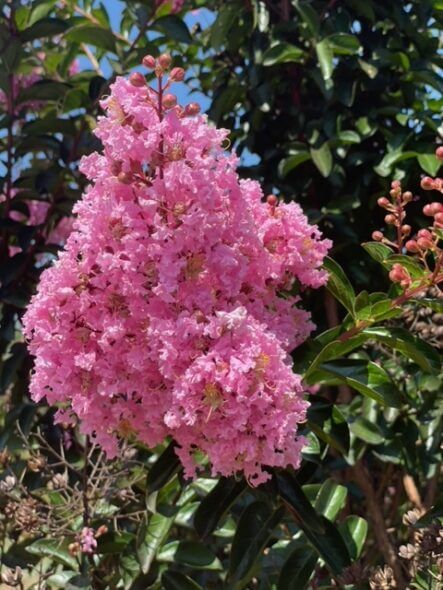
[377,197,390,208]
[403,191,413,203]
[27,455,47,472]
[175,105,186,118]
[436,146,443,160]
[423,202,443,216]
[117,172,132,184]
[142,55,156,69]
[401,224,411,235]
[421,176,434,190]
[417,228,432,240]
[158,53,172,70]
[185,102,200,116]
[267,195,278,206]
[385,214,396,225]
[417,237,434,250]
[169,67,185,82]
[405,240,419,253]
[389,263,410,285]
[162,93,177,109]
[372,231,384,241]
[129,72,146,87]
[95,524,108,538]
[69,542,81,556]
[434,212,443,227]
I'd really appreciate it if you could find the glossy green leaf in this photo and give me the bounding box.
[314,479,347,521]
[263,43,304,66]
[307,398,350,454]
[328,33,361,55]
[154,16,192,44]
[417,153,441,176]
[157,540,222,570]
[229,501,285,588]
[410,298,443,313]
[21,17,68,41]
[64,25,117,51]
[136,512,174,573]
[278,152,311,176]
[315,39,333,81]
[349,416,384,444]
[319,359,402,407]
[194,477,246,538]
[323,257,356,315]
[362,241,393,264]
[26,539,77,569]
[277,546,318,590]
[146,441,181,493]
[338,516,368,559]
[310,142,333,177]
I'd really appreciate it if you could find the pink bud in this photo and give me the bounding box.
[377,197,390,208]
[434,212,443,227]
[402,191,413,203]
[384,214,396,225]
[389,263,410,285]
[372,231,384,241]
[401,224,411,235]
[423,202,443,216]
[185,102,201,116]
[142,55,156,69]
[169,67,185,82]
[117,172,132,184]
[162,93,177,109]
[436,146,443,160]
[405,240,419,253]
[417,228,432,240]
[417,237,434,250]
[421,176,434,190]
[129,72,146,87]
[266,195,278,206]
[158,53,172,70]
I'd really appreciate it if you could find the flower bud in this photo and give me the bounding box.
[402,191,413,203]
[169,67,185,82]
[27,454,47,472]
[389,263,410,285]
[401,224,411,235]
[266,195,278,207]
[434,212,443,227]
[377,197,390,208]
[117,171,132,184]
[384,214,396,225]
[129,72,146,87]
[405,240,419,253]
[421,176,434,190]
[142,55,156,69]
[162,93,177,109]
[423,202,443,216]
[185,102,201,116]
[372,231,384,241]
[417,228,432,240]
[417,237,434,250]
[436,146,443,160]
[158,53,172,70]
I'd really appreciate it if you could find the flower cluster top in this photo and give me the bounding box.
[23,55,330,485]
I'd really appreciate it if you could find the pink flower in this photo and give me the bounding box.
[23,67,331,485]
[79,527,97,554]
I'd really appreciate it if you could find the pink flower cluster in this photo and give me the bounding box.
[23,57,330,485]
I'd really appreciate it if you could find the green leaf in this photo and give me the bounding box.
[263,43,304,66]
[21,17,68,41]
[64,25,117,51]
[28,0,57,26]
[349,416,384,444]
[362,327,441,374]
[417,153,441,176]
[277,546,318,590]
[410,298,443,313]
[26,539,77,569]
[315,39,333,81]
[146,441,181,493]
[338,516,368,560]
[337,130,361,143]
[323,257,356,315]
[314,479,347,521]
[1,37,22,73]
[17,80,70,103]
[157,540,222,570]
[97,531,133,554]
[328,33,361,55]
[319,359,402,407]
[136,512,174,573]
[362,241,393,264]
[162,571,203,590]
[275,472,351,575]
[294,2,320,37]
[229,501,285,588]
[278,152,311,176]
[310,142,333,177]
[307,400,350,455]
[194,477,246,538]
[154,16,192,44]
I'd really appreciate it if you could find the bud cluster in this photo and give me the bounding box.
[371,147,443,295]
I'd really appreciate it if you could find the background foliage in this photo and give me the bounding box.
[0,1,441,589]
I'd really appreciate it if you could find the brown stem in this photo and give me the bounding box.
[354,462,408,589]
[402,474,423,511]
